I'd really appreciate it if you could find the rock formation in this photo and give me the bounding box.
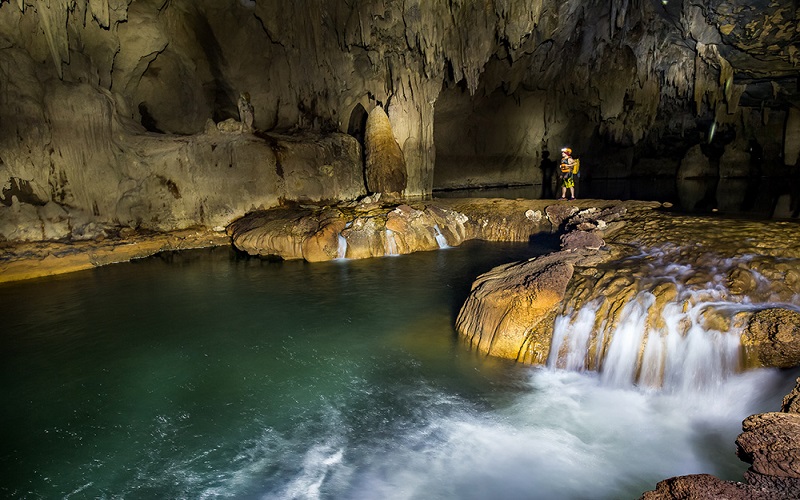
[454,206,800,375]
[742,309,800,369]
[364,106,407,199]
[455,251,581,364]
[227,197,651,263]
[1,0,799,246]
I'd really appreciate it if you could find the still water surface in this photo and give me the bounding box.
[1,241,796,499]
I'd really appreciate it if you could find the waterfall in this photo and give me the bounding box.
[549,293,744,392]
[385,229,399,256]
[433,224,449,249]
[546,247,786,393]
[336,234,347,259]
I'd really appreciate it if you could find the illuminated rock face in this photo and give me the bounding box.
[0,1,798,241]
[455,208,800,371]
[364,107,407,199]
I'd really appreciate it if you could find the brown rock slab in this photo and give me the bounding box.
[639,474,769,500]
[455,251,581,362]
[736,412,800,480]
[741,308,800,368]
[781,378,800,414]
[561,230,604,251]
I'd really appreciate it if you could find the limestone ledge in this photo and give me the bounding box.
[0,228,230,283]
[0,198,658,283]
[455,207,800,368]
[227,197,660,262]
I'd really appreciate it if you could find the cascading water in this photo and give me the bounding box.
[547,245,798,392]
[0,242,796,499]
[336,234,347,259]
[385,229,399,256]
[433,224,449,249]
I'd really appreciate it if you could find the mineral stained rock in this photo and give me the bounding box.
[2,0,799,248]
[737,412,800,483]
[364,106,407,199]
[455,252,581,363]
[741,309,800,369]
[227,198,646,263]
[455,206,800,371]
[639,474,770,500]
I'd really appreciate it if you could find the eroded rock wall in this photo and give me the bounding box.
[1,0,798,242]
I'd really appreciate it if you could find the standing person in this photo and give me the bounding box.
[559,147,577,200]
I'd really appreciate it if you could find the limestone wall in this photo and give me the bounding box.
[1,0,798,242]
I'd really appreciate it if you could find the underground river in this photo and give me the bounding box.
[1,239,797,499]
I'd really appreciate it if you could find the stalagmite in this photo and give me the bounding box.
[364,106,407,199]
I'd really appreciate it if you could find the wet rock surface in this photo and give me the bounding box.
[640,474,772,500]
[456,208,800,370]
[227,198,654,262]
[0,197,653,281]
[0,228,230,283]
[742,309,800,369]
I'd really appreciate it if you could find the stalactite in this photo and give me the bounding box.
[36,0,72,79]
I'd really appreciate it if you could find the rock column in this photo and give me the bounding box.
[364,106,407,199]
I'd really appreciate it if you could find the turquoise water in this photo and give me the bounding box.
[1,240,796,499]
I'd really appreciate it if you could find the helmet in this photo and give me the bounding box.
[561,147,572,155]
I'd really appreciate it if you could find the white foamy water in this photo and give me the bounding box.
[385,229,399,256]
[336,234,347,259]
[232,368,791,500]
[548,246,800,391]
[433,224,449,249]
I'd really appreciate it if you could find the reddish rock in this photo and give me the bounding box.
[561,230,604,251]
[640,474,769,500]
[736,412,800,480]
[781,378,800,413]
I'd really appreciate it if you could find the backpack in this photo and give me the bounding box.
[572,158,580,175]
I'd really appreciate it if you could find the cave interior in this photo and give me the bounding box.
[0,0,799,239]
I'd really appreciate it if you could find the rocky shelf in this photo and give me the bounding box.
[0,227,230,284]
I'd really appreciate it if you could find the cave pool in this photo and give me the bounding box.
[1,239,797,499]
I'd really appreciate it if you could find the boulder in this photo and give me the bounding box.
[545,204,579,229]
[736,412,800,498]
[561,230,604,251]
[741,308,800,368]
[455,251,581,363]
[227,207,316,260]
